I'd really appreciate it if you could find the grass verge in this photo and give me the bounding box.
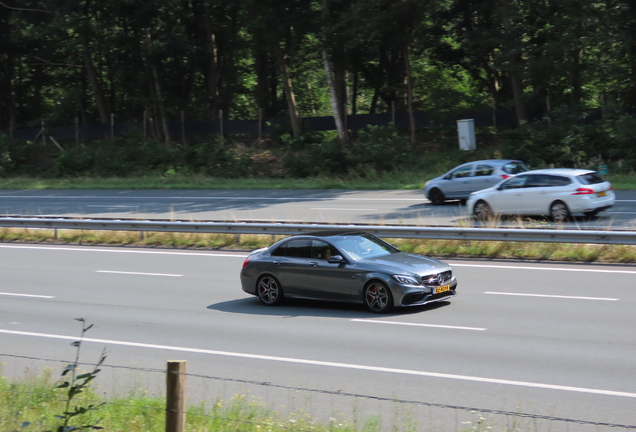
[0,371,367,432]
[0,171,634,190]
[1,228,635,263]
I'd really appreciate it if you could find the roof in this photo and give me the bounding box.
[520,168,596,176]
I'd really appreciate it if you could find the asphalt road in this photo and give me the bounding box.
[1,189,635,229]
[1,244,635,430]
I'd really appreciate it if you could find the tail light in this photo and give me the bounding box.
[573,188,594,195]
[242,259,251,268]
[501,175,510,180]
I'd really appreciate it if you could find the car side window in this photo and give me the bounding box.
[285,238,311,258]
[271,242,287,257]
[450,165,474,179]
[548,175,572,186]
[500,175,528,189]
[474,165,494,176]
[525,174,550,188]
[311,239,334,260]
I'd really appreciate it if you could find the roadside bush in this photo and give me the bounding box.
[189,139,253,178]
[503,105,636,172]
[0,133,36,176]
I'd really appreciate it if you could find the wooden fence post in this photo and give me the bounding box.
[258,107,263,142]
[181,110,186,143]
[111,113,115,141]
[166,360,186,432]
[219,109,224,137]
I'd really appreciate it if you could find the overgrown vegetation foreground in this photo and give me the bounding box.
[1,229,635,264]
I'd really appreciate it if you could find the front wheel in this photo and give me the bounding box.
[257,275,284,306]
[550,201,570,222]
[428,188,445,205]
[473,200,492,221]
[364,281,393,313]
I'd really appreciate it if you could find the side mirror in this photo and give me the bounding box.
[328,255,345,264]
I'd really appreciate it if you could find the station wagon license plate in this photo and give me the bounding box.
[434,284,451,294]
[597,191,607,197]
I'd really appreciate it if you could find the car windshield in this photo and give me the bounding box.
[330,234,398,260]
[502,161,529,174]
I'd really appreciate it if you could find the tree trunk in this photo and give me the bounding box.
[500,0,527,124]
[274,42,301,138]
[322,49,347,142]
[203,1,220,120]
[80,0,109,125]
[254,42,271,117]
[146,33,171,146]
[404,45,416,143]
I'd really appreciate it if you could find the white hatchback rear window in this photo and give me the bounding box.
[577,173,605,185]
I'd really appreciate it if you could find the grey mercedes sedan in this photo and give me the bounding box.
[240,231,457,313]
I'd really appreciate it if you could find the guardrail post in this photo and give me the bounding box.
[166,360,186,432]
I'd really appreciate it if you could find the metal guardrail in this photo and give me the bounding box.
[0,217,635,245]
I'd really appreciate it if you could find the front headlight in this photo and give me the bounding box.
[392,275,421,286]
[424,180,431,187]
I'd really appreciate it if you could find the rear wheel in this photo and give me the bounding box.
[473,200,492,221]
[364,281,393,313]
[429,188,445,205]
[550,201,570,222]
[257,275,284,306]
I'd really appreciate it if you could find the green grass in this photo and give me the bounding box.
[0,367,587,432]
[1,171,633,190]
[0,372,363,432]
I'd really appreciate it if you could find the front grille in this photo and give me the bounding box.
[420,270,453,287]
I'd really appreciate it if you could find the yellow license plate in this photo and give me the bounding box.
[434,284,451,294]
[597,191,607,197]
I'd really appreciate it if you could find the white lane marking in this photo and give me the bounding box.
[615,200,636,202]
[606,211,636,215]
[1,328,635,399]
[311,208,378,211]
[97,271,182,277]
[0,245,246,257]
[452,263,636,275]
[484,292,618,301]
[352,319,486,331]
[236,219,305,222]
[87,205,140,208]
[0,292,54,299]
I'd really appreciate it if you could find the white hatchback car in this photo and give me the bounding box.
[466,168,615,221]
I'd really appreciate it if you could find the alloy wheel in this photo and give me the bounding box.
[473,200,492,221]
[364,282,392,313]
[550,201,570,222]
[257,276,283,305]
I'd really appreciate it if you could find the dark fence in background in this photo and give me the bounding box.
[3,110,520,143]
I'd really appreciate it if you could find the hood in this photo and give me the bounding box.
[359,252,450,274]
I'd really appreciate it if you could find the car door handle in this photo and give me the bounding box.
[308,261,319,267]
[272,260,282,265]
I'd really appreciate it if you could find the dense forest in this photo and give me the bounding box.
[1,0,636,178]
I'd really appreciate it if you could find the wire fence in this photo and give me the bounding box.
[1,352,635,432]
[4,110,518,143]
